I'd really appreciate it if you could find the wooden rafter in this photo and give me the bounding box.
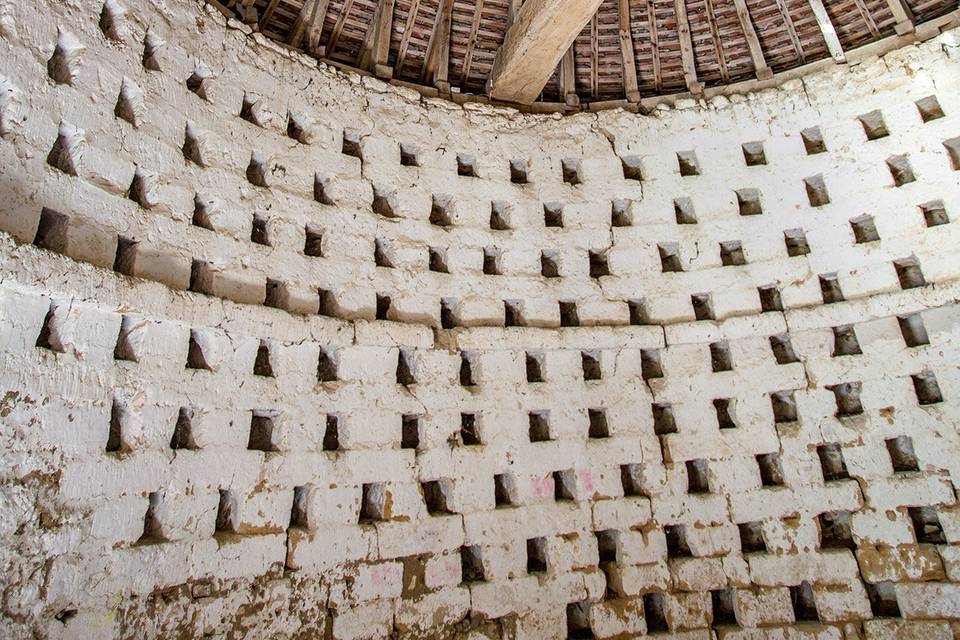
[421,0,453,90]
[618,0,641,101]
[851,0,882,36]
[326,0,358,55]
[486,0,605,104]
[673,0,702,93]
[359,0,396,76]
[642,0,662,92]
[807,0,845,62]
[394,0,422,72]
[884,0,915,34]
[258,0,282,29]
[731,0,773,79]
[289,0,332,52]
[590,14,599,99]
[560,45,579,105]
[772,0,805,62]
[702,0,730,82]
[460,0,486,86]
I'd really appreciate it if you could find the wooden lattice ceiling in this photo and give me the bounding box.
[218,0,959,108]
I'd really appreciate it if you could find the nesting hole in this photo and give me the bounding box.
[738,522,766,554]
[401,415,420,450]
[735,189,762,216]
[919,200,949,227]
[658,243,682,273]
[832,325,862,357]
[652,403,677,435]
[828,382,863,417]
[559,301,579,327]
[742,141,766,166]
[674,197,697,224]
[771,391,797,423]
[858,110,889,140]
[915,95,944,122]
[719,241,746,266]
[247,411,277,452]
[528,411,551,443]
[543,202,564,228]
[714,398,737,430]
[801,127,826,154]
[817,443,849,482]
[912,370,943,405]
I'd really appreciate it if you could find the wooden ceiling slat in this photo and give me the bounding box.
[241,0,949,105]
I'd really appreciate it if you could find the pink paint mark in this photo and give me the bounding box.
[578,469,595,494]
[532,475,554,499]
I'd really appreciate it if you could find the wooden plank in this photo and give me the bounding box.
[807,0,845,62]
[731,0,773,79]
[884,0,915,33]
[421,0,453,90]
[289,0,331,50]
[673,0,703,93]
[618,0,641,101]
[486,0,605,104]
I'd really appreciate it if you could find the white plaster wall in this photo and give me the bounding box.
[0,0,958,638]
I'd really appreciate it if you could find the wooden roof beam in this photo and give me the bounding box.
[674,0,703,94]
[359,0,396,78]
[731,0,773,80]
[486,0,605,105]
[617,0,641,102]
[884,0,915,34]
[807,0,845,63]
[289,0,331,53]
[421,0,453,92]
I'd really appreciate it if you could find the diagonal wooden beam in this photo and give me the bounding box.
[673,0,703,94]
[807,0,845,62]
[731,0,773,80]
[884,0,915,34]
[486,0,605,105]
[617,0,641,102]
[394,0,422,73]
[325,0,357,55]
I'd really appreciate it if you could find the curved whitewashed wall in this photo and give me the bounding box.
[0,0,959,638]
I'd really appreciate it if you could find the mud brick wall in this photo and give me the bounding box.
[0,0,959,637]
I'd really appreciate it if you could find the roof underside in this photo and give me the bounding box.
[239,0,958,106]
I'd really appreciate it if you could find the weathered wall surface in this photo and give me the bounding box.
[0,0,959,638]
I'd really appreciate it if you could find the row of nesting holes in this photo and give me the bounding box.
[33,301,944,460]
[45,22,960,229]
[31,205,939,327]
